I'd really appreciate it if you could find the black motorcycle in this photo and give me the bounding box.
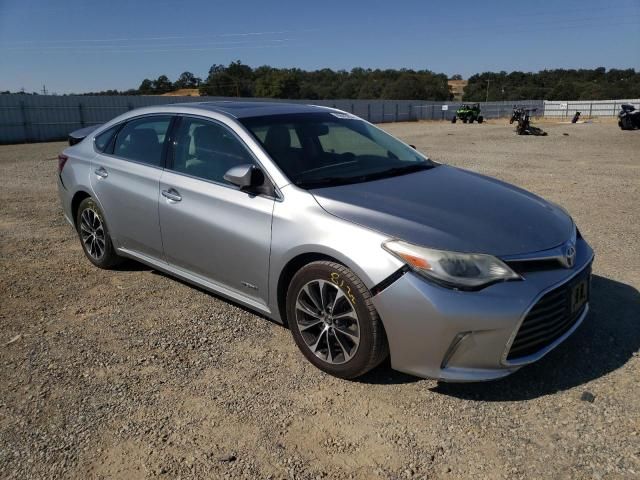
[510,107,547,136]
[618,104,640,130]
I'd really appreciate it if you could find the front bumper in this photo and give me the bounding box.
[371,238,594,382]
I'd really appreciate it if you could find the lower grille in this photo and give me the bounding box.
[507,266,591,360]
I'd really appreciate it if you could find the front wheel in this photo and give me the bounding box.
[286,261,388,379]
[76,197,122,269]
[477,115,484,123]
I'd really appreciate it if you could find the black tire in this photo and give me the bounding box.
[478,115,484,124]
[451,116,457,124]
[468,117,474,124]
[75,197,122,269]
[462,117,468,124]
[286,261,388,379]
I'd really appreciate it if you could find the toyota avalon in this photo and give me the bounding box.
[57,101,593,381]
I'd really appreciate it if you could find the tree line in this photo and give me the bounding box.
[132,63,640,101]
[4,62,638,100]
[136,61,451,100]
[462,68,640,101]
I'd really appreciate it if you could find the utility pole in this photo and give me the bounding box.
[41,85,48,95]
[485,79,490,103]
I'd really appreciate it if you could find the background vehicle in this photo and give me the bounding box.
[618,104,640,130]
[510,106,547,136]
[451,104,484,124]
[59,102,591,382]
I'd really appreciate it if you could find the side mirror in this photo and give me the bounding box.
[224,164,265,190]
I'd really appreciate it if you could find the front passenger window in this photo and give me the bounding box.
[113,116,172,167]
[171,117,257,185]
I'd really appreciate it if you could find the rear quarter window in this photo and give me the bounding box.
[94,125,120,153]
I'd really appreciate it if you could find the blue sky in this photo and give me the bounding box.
[1,0,639,94]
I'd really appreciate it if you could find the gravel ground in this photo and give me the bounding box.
[1,120,639,479]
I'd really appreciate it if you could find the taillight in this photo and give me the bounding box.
[58,154,68,173]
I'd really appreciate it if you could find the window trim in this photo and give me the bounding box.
[93,113,176,170]
[167,114,282,200]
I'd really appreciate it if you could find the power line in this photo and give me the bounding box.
[0,29,317,46]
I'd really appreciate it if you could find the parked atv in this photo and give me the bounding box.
[510,107,547,136]
[618,104,640,130]
[451,103,483,124]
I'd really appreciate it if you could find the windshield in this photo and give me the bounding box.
[240,112,436,188]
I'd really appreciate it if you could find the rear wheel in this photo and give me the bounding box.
[286,261,388,379]
[478,115,484,123]
[76,197,121,269]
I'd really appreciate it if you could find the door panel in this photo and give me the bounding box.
[91,155,164,258]
[159,170,274,305]
[90,115,173,259]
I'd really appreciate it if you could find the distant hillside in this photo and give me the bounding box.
[448,79,467,101]
[161,88,200,97]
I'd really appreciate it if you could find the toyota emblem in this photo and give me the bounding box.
[564,244,576,268]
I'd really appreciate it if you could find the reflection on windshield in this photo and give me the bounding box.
[241,112,436,188]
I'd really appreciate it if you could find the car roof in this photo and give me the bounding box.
[171,101,333,119]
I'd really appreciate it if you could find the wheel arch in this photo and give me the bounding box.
[71,190,92,227]
[276,252,341,326]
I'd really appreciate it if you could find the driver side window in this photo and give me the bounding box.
[171,117,256,185]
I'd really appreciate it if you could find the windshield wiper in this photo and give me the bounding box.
[294,176,360,189]
[359,162,435,181]
[294,163,436,189]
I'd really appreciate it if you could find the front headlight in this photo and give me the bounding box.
[383,240,521,289]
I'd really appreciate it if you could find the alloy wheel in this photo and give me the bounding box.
[79,208,106,260]
[295,280,360,365]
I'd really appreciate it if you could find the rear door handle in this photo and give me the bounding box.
[161,188,182,202]
[94,167,108,178]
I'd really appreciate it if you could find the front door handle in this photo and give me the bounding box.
[161,188,182,202]
[94,167,108,178]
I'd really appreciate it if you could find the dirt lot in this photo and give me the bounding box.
[1,120,639,479]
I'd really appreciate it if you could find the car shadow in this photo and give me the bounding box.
[432,274,640,401]
[112,262,639,394]
[147,268,285,328]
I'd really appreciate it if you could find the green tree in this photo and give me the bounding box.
[138,79,154,94]
[174,71,201,89]
[152,75,173,94]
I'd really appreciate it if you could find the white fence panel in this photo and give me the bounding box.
[543,99,640,117]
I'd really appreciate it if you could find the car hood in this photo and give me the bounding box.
[310,165,574,257]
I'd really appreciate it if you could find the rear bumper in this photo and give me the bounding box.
[371,238,594,382]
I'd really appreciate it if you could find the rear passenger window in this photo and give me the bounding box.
[171,117,256,184]
[113,116,172,167]
[94,125,119,153]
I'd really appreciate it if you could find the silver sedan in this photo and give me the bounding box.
[57,101,593,381]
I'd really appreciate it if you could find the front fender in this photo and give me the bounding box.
[268,186,404,322]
